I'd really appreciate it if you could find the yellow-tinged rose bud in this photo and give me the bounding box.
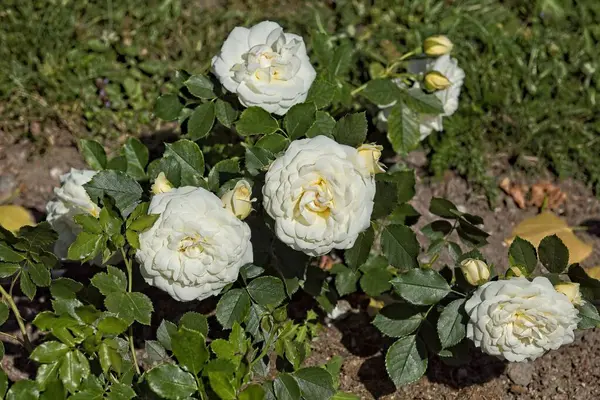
[505,266,524,278]
[151,172,173,195]
[460,258,490,286]
[221,180,254,219]
[554,282,583,306]
[424,71,451,91]
[423,35,454,56]
[357,143,386,174]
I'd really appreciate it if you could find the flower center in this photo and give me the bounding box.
[297,178,334,218]
[231,29,302,85]
[177,234,208,258]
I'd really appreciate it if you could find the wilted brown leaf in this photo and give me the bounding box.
[529,181,566,210]
[506,212,592,265]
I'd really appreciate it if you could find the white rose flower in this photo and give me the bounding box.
[46,169,100,260]
[263,136,376,256]
[377,54,465,140]
[136,186,253,302]
[211,20,317,116]
[465,277,579,362]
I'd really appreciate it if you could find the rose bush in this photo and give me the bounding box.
[1,18,599,400]
[263,135,376,256]
[136,186,253,302]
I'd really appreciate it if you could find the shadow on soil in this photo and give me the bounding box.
[332,309,507,398]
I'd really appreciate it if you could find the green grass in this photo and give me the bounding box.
[1,0,599,198]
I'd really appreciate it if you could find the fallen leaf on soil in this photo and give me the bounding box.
[506,212,592,265]
[499,177,527,209]
[0,205,35,233]
[529,181,567,210]
[586,266,600,280]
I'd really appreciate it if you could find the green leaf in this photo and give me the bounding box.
[386,102,420,154]
[359,259,393,297]
[206,364,236,400]
[373,304,424,338]
[391,269,450,305]
[328,42,353,80]
[284,102,316,139]
[106,155,128,172]
[0,262,20,278]
[20,271,37,300]
[184,75,215,99]
[147,157,182,187]
[97,315,130,335]
[84,170,143,215]
[79,139,107,170]
[155,94,184,121]
[402,88,445,114]
[6,380,39,400]
[345,226,374,270]
[67,231,105,261]
[0,302,8,325]
[429,198,459,219]
[164,139,205,187]
[247,276,286,308]
[31,341,70,363]
[0,242,25,262]
[28,261,51,287]
[105,291,153,325]
[157,319,178,351]
[172,327,208,375]
[179,312,209,337]
[239,384,266,400]
[207,158,241,191]
[215,99,238,128]
[331,392,360,400]
[145,340,169,365]
[381,224,419,270]
[385,335,427,387]
[274,373,301,400]
[292,367,335,400]
[437,299,467,349]
[577,302,600,329]
[362,79,403,106]
[187,101,215,140]
[306,78,336,109]
[108,382,136,400]
[59,350,90,393]
[91,266,127,295]
[128,214,159,232]
[50,278,83,299]
[123,137,149,180]
[509,237,538,274]
[216,288,251,329]
[245,146,274,175]
[36,361,60,390]
[255,133,289,154]
[146,363,198,400]
[335,267,360,297]
[236,107,279,136]
[74,214,102,234]
[333,112,367,147]
[538,234,570,273]
[306,110,336,138]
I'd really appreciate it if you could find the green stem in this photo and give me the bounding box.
[246,321,277,383]
[0,284,32,352]
[351,83,368,97]
[121,247,141,375]
[384,50,419,76]
[450,289,467,297]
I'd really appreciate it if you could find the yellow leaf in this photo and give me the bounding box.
[506,212,592,265]
[0,205,35,233]
[586,266,600,280]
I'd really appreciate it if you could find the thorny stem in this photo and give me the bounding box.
[246,319,278,384]
[0,330,20,342]
[121,247,141,375]
[0,284,32,352]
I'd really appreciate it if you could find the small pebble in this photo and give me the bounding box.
[507,362,534,386]
[510,384,528,394]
